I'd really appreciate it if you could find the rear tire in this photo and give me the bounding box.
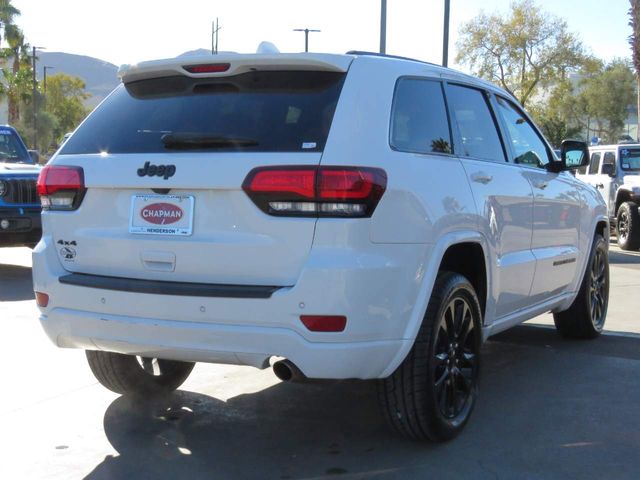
[378,272,481,442]
[553,234,609,339]
[616,202,640,250]
[86,350,195,395]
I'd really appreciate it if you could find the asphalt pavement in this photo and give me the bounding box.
[1,244,639,480]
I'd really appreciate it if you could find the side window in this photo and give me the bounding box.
[603,151,616,169]
[588,152,602,175]
[494,96,551,169]
[390,78,452,154]
[446,85,505,162]
[577,159,588,175]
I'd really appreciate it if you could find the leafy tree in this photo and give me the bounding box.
[629,0,640,137]
[44,73,90,143]
[582,60,635,142]
[545,60,636,144]
[455,0,585,107]
[15,91,57,154]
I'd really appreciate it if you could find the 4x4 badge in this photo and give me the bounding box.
[137,161,176,180]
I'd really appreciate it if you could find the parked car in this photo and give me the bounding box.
[576,144,640,250]
[0,125,42,247]
[33,52,609,441]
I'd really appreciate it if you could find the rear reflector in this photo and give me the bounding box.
[37,165,85,211]
[183,63,230,74]
[243,166,386,217]
[35,292,49,307]
[300,315,347,332]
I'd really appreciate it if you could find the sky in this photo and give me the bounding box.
[10,0,633,70]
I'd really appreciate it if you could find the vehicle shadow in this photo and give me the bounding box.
[85,325,640,480]
[608,248,640,265]
[0,262,34,301]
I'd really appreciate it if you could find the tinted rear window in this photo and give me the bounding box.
[61,71,346,154]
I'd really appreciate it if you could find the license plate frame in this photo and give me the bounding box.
[129,194,194,236]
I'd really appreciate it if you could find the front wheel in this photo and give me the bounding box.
[378,272,481,442]
[86,350,195,395]
[553,234,609,339]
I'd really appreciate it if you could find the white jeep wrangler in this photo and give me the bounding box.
[33,52,609,441]
[576,144,640,250]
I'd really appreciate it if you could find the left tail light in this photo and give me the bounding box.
[242,166,387,217]
[37,165,86,211]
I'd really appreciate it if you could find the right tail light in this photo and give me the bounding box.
[242,166,387,217]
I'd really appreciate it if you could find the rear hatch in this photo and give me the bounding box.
[47,54,351,286]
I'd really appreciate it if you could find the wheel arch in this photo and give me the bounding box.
[380,231,491,378]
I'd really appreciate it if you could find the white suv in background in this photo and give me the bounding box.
[33,52,609,441]
[576,144,640,250]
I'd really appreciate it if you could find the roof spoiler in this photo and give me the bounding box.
[118,53,353,84]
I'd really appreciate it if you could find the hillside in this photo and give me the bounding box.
[37,52,120,107]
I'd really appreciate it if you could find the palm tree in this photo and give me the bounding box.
[1,23,30,123]
[630,0,640,139]
[0,0,20,48]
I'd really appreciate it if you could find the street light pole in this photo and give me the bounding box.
[32,46,37,149]
[380,0,387,54]
[293,28,320,52]
[442,0,451,67]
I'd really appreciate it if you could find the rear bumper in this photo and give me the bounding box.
[39,308,404,379]
[0,207,41,246]
[33,234,429,379]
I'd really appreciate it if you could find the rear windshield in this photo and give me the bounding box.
[61,71,346,155]
[0,128,30,163]
[620,147,640,171]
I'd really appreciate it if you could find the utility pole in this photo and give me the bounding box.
[380,0,387,54]
[293,28,320,52]
[211,18,221,54]
[442,0,451,67]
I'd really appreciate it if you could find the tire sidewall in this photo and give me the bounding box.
[583,235,609,334]
[425,274,482,438]
[617,202,640,250]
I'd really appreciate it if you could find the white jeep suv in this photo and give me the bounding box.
[576,144,640,250]
[33,52,609,441]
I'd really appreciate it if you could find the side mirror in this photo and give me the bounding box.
[560,139,589,171]
[601,163,616,177]
[28,150,40,164]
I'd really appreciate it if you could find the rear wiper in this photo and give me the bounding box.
[161,133,259,149]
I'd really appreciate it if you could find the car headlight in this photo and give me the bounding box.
[0,180,6,197]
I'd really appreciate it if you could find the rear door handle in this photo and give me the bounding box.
[471,172,493,184]
[533,181,548,190]
[595,183,604,189]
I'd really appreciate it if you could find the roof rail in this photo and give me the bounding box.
[345,50,440,67]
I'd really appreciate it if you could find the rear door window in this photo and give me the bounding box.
[61,71,346,154]
[446,85,505,163]
[588,152,601,175]
[390,78,452,154]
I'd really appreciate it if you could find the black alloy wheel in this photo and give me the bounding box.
[588,244,608,331]
[433,296,479,421]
